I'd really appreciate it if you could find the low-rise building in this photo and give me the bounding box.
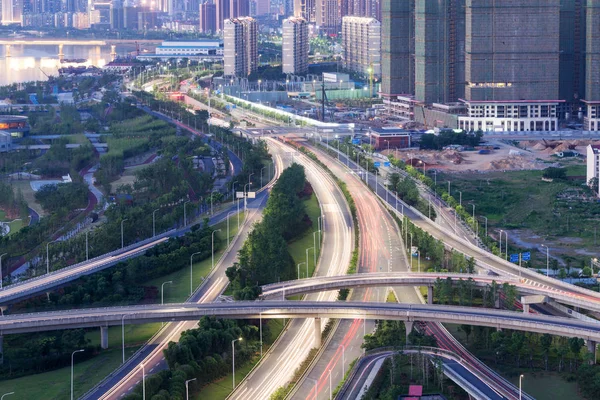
[0,115,29,138]
[586,144,600,196]
[368,127,411,150]
[0,131,12,153]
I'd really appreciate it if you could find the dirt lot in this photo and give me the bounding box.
[385,138,594,173]
[10,179,46,217]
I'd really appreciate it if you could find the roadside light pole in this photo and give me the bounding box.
[161,281,172,305]
[306,247,314,277]
[185,378,197,400]
[184,200,191,227]
[121,219,128,249]
[190,251,202,296]
[0,253,7,289]
[232,338,242,389]
[519,374,524,400]
[46,239,58,275]
[152,209,159,237]
[227,211,235,247]
[71,349,85,400]
[298,262,305,279]
[542,244,549,277]
[212,229,222,270]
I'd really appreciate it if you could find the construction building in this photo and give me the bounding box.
[382,0,599,132]
[282,17,309,74]
[342,16,381,78]
[341,0,381,20]
[224,17,258,77]
[294,0,315,22]
[215,0,250,31]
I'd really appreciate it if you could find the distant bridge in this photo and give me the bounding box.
[0,39,161,46]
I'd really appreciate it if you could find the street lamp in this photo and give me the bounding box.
[297,262,306,279]
[232,337,242,389]
[481,216,488,237]
[161,281,172,305]
[190,251,203,296]
[227,211,236,247]
[1,393,14,399]
[306,247,314,278]
[541,244,549,277]
[71,349,85,400]
[260,166,266,187]
[152,209,159,237]
[185,378,197,400]
[328,368,333,400]
[212,229,221,270]
[121,219,128,249]
[519,374,524,400]
[141,363,146,400]
[243,182,252,210]
[0,253,7,289]
[184,200,191,227]
[46,239,58,275]
[458,191,462,207]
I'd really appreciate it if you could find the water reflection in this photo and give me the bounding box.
[0,44,135,85]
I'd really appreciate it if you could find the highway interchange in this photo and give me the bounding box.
[3,108,600,400]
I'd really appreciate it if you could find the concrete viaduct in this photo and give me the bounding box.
[0,301,599,362]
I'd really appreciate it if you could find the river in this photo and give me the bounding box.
[0,43,138,86]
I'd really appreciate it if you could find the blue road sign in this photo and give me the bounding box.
[522,252,531,261]
[374,162,381,167]
[384,162,391,167]
[352,139,361,145]
[510,254,519,263]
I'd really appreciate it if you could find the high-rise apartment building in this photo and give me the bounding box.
[215,0,249,31]
[315,0,339,34]
[224,17,258,77]
[109,0,123,29]
[2,0,23,24]
[584,0,600,131]
[341,0,380,20]
[294,0,315,22]
[282,17,309,74]
[382,0,600,132]
[342,16,380,77]
[199,0,216,33]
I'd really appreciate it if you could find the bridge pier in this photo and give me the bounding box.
[405,321,414,344]
[427,286,433,305]
[523,304,530,314]
[0,335,3,365]
[588,341,597,365]
[100,326,109,349]
[314,318,321,348]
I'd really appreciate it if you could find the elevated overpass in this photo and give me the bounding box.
[260,272,600,314]
[2,301,600,346]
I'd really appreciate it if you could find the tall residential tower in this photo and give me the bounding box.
[282,17,309,74]
[224,17,258,77]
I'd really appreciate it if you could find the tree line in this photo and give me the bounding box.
[226,163,311,300]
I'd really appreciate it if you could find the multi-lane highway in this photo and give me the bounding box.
[80,141,286,399]
[229,138,353,400]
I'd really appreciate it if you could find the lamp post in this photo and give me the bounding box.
[298,262,305,279]
[409,233,413,270]
[85,230,89,261]
[152,209,159,237]
[121,314,128,363]
[71,349,84,400]
[232,338,242,389]
[227,211,235,247]
[212,229,221,270]
[46,239,58,275]
[185,378,197,400]
[306,247,314,277]
[259,312,263,356]
[243,182,251,211]
[248,173,254,191]
[313,230,321,251]
[141,363,146,400]
[1,393,14,399]
[340,344,346,376]
[308,378,318,400]
[121,219,128,249]
[328,368,333,400]
[0,253,6,289]
[448,180,451,195]
[519,374,524,400]
[458,191,462,207]
[190,251,202,296]
[161,281,172,305]
[542,244,549,277]
[184,200,191,227]
[481,216,488,237]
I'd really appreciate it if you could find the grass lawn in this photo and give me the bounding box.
[287,193,322,279]
[0,346,142,400]
[9,180,45,217]
[85,323,162,348]
[194,319,286,400]
[110,164,148,189]
[507,372,583,400]
[143,212,245,303]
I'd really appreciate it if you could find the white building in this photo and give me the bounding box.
[584,101,600,131]
[224,17,258,77]
[586,144,600,196]
[457,100,561,132]
[0,131,12,153]
[1,0,22,25]
[282,17,309,75]
[155,40,224,57]
[342,16,381,78]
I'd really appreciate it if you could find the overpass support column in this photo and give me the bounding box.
[405,321,414,344]
[523,304,530,314]
[314,318,321,348]
[588,341,597,365]
[101,326,109,349]
[0,336,3,365]
[427,286,433,305]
